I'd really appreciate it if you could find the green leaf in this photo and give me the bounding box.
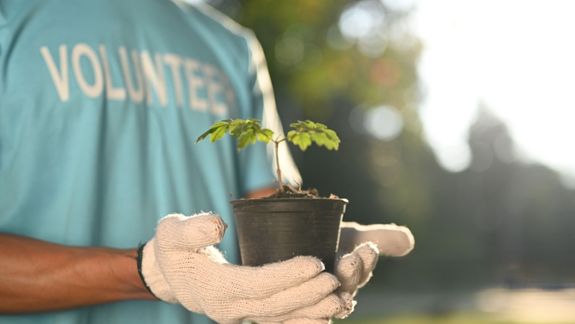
[287,120,340,151]
[196,128,215,143]
[196,120,229,143]
[257,128,273,143]
[310,132,328,146]
[210,125,227,142]
[197,118,338,151]
[290,132,312,151]
[229,119,245,137]
[237,128,256,149]
[196,119,276,150]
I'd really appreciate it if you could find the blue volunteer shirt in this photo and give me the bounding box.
[0,0,277,322]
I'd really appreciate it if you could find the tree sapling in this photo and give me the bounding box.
[196,119,340,192]
[196,118,346,270]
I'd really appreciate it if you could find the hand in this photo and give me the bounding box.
[266,222,415,323]
[333,222,415,319]
[139,213,350,324]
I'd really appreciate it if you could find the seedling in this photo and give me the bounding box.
[196,119,340,192]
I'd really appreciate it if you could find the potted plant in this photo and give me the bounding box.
[197,119,347,272]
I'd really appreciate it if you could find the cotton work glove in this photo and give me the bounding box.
[334,222,415,315]
[264,222,415,323]
[339,222,415,258]
[139,213,351,324]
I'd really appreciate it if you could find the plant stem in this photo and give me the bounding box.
[273,138,286,191]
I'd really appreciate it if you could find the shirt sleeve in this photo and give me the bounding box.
[236,32,302,196]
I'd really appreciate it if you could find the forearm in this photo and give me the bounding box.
[0,234,155,314]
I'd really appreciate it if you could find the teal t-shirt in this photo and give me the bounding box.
[0,0,277,322]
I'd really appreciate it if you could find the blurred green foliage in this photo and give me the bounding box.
[216,0,428,224]
[223,0,421,120]
[212,0,575,310]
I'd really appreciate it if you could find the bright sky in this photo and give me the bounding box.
[412,0,575,182]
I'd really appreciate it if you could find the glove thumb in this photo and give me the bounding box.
[156,212,226,251]
[339,222,414,257]
[139,213,227,303]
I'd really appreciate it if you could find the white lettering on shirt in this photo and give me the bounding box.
[40,43,234,116]
[163,54,185,109]
[118,47,145,103]
[40,45,70,102]
[72,43,104,98]
[99,45,126,101]
[204,64,226,116]
[184,58,208,112]
[141,51,168,107]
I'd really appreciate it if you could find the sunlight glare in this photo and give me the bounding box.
[414,0,575,180]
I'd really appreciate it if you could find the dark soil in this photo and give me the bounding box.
[264,185,340,199]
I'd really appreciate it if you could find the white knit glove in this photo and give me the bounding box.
[139,213,351,324]
[334,222,415,317]
[263,222,415,323]
[339,222,415,258]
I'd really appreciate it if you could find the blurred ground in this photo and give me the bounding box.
[339,289,575,323]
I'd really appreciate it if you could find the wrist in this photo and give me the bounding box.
[103,248,157,301]
[136,243,158,298]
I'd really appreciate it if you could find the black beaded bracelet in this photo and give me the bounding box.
[136,242,158,298]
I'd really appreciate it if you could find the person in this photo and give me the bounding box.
[0,0,414,323]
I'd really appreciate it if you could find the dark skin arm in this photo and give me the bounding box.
[0,188,274,314]
[0,234,154,314]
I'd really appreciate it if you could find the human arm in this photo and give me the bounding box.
[0,188,281,315]
[0,234,154,314]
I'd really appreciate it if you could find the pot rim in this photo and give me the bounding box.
[231,196,349,205]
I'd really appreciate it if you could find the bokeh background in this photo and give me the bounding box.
[202,0,575,322]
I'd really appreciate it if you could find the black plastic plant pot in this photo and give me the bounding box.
[231,197,348,273]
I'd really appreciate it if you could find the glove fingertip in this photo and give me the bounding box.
[401,226,416,255]
[380,224,415,257]
[336,253,361,278]
[356,242,379,268]
[335,254,361,293]
[155,212,226,250]
[290,255,326,275]
[334,292,356,319]
[187,212,227,241]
